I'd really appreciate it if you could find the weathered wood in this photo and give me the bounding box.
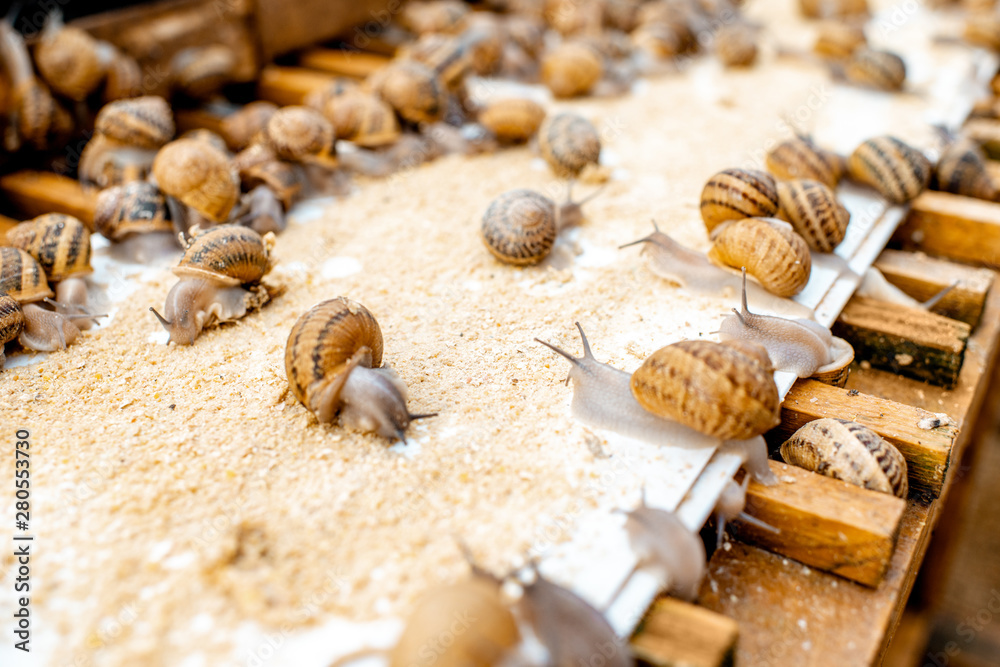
[730,461,906,587]
[0,171,96,229]
[832,296,970,389]
[773,379,959,496]
[299,48,392,79]
[873,249,994,328]
[631,597,739,667]
[257,66,346,106]
[894,191,1000,267]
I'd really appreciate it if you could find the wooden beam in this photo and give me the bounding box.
[773,379,959,496]
[298,48,391,79]
[730,461,906,587]
[257,65,345,106]
[894,191,1000,267]
[873,249,994,328]
[631,597,738,667]
[0,171,96,229]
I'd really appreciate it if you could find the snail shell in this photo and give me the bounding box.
[13,80,58,150]
[241,160,302,211]
[0,247,54,303]
[34,18,107,101]
[847,136,931,204]
[708,218,812,297]
[221,101,278,151]
[716,24,758,67]
[630,339,781,440]
[152,138,240,222]
[265,106,336,164]
[93,181,173,241]
[538,112,601,177]
[232,143,278,176]
[95,96,175,150]
[541,43,603,99]
[506,15,546,58]
[481,189,557,265]
[323,92,401,147]
[461,15,505,77]
[368,61,446,125]
[798,0,869,19]
[403,33,473,88]
[813,21,866,59]
[780,418,908,498]
[399,0,468,35]
[173,225,273,287]
[845,48,905,92]
[5,214,92,282]
[631,22,687,58]
[935,137,999,201]
[478,98,546,144]
[0,294,26,367]
[302,78,357,112]
[700,168,780,234]
[765,136,844,189]
[102,50,142,102]
[169,45,236,99]
[775,179,850,252]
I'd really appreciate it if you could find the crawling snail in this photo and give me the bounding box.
[847,136,931,204]
[538,112,602,178]
[934,135,1000,202]
[367,61,447,126]
[150,226,275,345]
[265,106,337,167]
[775,179,850,252]
[93,181,181,263]
[537,325,780,485]
[79,96,176,188]
[844,48,906,92]
[220,101,278,151]
[284,297,435,441]
[231,160,302,236]
[152,137,241,234]
[708,218,812,297]
[618,500,706,602]
[33,9,113,102]
[321,92,401,148]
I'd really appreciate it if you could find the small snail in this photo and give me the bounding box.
[241,159,302,212]
[813,21,866,59]
[715,24,758,67]
[152,137,241,228]
[399,0,468,35]
[368,61,447,125]
[538,112,602,178]
[33,10,110,101]
[460,14,505,77]
[150,226,274,345]
[780,418,909,498]
[631,22,687,59]
[798,0,869,19]
[169,45,236,100]
[619,500,706,601]
[78,133,158,189]
[95,96,175,150]
[847,136,931,204]
[220,101,277,151]
[699,169,779,235]
[844,48,906,92]
[403,33,473,88]
[478,98,546,144]
[538,325,779,484]
[0,15,58,150]
[713,477,779,549]
[935,136,999,201]
[94,181,174,242]
[302,78,357,112]
[775,179,850,252]
[5,214,94,316]
[102,49,142,102]
[708,218,812,297]
[541,43,603,99]
[765,136,843,189]
[264,106,337,166]
[284,297,434,441]
[322,92,401,148]
[231,159,301,236]
[0,295,26,369]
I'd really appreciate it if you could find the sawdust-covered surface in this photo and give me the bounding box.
[0,0,979,664]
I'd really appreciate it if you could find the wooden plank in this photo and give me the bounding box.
[894,191,1000,267]
[298,48,391,79]
[832,296,971,389]
[631,597,738,667]
[0,171,97,229]
[773,379,958,496]
[873,249,994,327]
[254,0,393,61]
[257,65,345,106]
[730,461,906,587]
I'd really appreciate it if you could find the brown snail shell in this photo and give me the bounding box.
[538,112,602,177]
[232,143,278,176]
[775,179,850,252]
[241,160,302,211]
[34,21,106,101]
[369,61,447,125]
[963,12,1000,51]
[13,80,57,150]
[0,294,26,351]
[0,247,54,303]
[798,0,869,19]
[102,50,142,102]
[265,106,336,163]
[716,25,758,67]
[96,96,175,150]
[506,15,546,57]
[708,218,812,297]
[700,168,779,234]
[765,136,844,189]
[847,136,931,204]
[935,137,1000,201]
[630,339,781,440]
[221,101,278,151]
[461,15,505,77]
[152,138,240,222]
[93,181,173,241]
[399,0,469,35]
[182,129,230,154]
[478,98,546,144]
[302,78,358,112]
[481,189,557,265]
[813,21,866,59]
[170,45,236,99]
[780,418,908,498]
[845,48,905,92]
[403,33,473,88]
[630,22,687,58]
[323,92,401,147]
[5,214,92,282]
[541,43,603,99]
[173,225,273,287]
[78,133,155,189]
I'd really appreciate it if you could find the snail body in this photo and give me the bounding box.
[780,418,909,498]
[708,218,812,297]
[775,179,850,252]
[713,477,780,548]
[538,112,602,178]
[847,136,930,204]
[620,503,706,601]
[766,135,844,188]
[699,168,779,234]
[845,48,905,92]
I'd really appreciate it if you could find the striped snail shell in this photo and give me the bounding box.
[708,218,812,297]
[700,168,780,235]
[538,112,602,178]
[102,49,142,102]
[232,143,278,176]
[847,136,931,204]
[0,295,26,369]
[152,138,241,222]
[95,96,175,150]
[716,24,758,67]
[813,21,866,59]
[34,12,108,101]
[13,80,58,150]
[241,160,302,211]
[0,247,54,303]
[265,106,337,164]
[169,45,236,100]
[780,418,908,498]
[368,61,447,125]
[323,92,401,148]
[630,340,781,440]
[460,14,505,77]
[765,136,844,189]
[935,137,999,201]
[481,189,558,265]
[402,33,473,88]
[94,181,173,241]
[775,179,850,252]
[173,225,273,287]
[541,43,603,99]
[478,98,546,144]
[845,48,905,92]
[4,214,93,282]
[221,101,278,151]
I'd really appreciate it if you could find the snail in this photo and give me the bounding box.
[619,221,815,319]
[0,10,58,150]
[302,78,358,113]
[368,61,447,126]
[78,134,155,189]
[93,181,179,261]
[538,112,602,178]
[169,45,236,100]
[231,158,302,236]
[775,179,850,252]
[541,42,603,99]
[152,137,241,232]
[847,136,931,204]
[934,136,999,201]
[537,325,780,485]
[780,418,909,498]
[699,168,780,235]
[219,101,277,151]
[505,15,546,58]
[0,295,25,370]
[95,96,175,150]
[798,0,869,19]
[33,10,111,101]
[844,48,906,92]
[399,0,468,35]
[402,33,473,89]
[460,14,505,77]
[322,92,401,148]
[264,106,337,167]
[708,218,812,297]
[478,98,546,144]
[284,297,435,441]
[713,477,780,549]
[480,186,600,266]
[715,24,758,67]
[149,226,275,345]
[631,22,687,59]
[618,500,706,601]
[813,21,866,59]
[102,49,142,102]
[765,135,844,189]
[719,269,854,380]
